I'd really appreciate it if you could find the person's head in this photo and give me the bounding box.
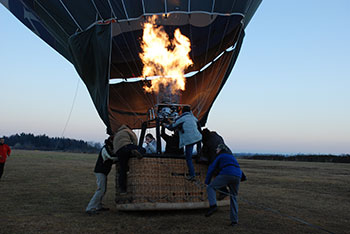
[216,143,231,155]
[182,106,191,113]
[202,128,210,140]
[0,138,4,144]
[145,133,155,143]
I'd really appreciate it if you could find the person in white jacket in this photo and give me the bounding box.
[144,133,157,154]
[165,106,202,180]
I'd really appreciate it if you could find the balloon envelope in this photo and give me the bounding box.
[1,0,262,133]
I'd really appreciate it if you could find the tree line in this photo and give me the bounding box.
[3,133,101,153]
[245,154,350,163]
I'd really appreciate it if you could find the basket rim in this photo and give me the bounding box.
[116,200,229,211]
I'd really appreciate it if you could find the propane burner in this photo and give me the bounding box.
[147,103,190,122]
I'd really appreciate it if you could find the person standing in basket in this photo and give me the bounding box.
[204,144,242,227]
[161,126,184,155]
[144,133,157,154]
[165,106,202,181]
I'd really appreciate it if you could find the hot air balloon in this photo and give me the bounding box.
[1,0,261,210]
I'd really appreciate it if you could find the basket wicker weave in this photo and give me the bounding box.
[115,156,229,210]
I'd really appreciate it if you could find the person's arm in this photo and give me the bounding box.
[205,155,221,185]
[166,115,185,130]
[148,141,157,153]
[161,126,170,142]
[128,129,138,145]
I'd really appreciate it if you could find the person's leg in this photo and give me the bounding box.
[118,147,129,193]
[228,176,240,224]
[207,175,229,206]
[0,163,4,179]
[217,186,229,200]
[86,173,107,212]
[97,176,108,210]
[205,175,230,217]
[185,144,195,177]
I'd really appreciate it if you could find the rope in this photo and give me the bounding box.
[55,78,80,150]
[58,0,83,31]
[239,197,335,234]
[187,178,335,234]
[196,4,243,115]
[33,0,70,38]
[196,17,213,117]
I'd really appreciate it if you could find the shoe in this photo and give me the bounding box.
[131,149,143,159]
[185,175,196,181]
[229,222,238,227]
[86,210,99,216]
[205,204,217,217]
[96,207,109,212]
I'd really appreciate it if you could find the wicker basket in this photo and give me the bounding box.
[115,156,229,210]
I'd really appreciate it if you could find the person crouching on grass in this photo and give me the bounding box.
[204,144,242,227]
[86,137,117,215]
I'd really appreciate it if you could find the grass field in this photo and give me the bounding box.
[1,150,349,234]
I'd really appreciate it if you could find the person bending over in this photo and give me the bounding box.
[113,125,145,194]
[205,144,242,227]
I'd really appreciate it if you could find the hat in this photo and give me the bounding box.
[217,144,230,152]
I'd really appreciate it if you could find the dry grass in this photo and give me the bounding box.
[1,150,349,234]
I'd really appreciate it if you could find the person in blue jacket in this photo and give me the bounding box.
[204,143,242,227]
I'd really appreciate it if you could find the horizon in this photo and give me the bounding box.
[3,131,349,156]
[1,1,349,155]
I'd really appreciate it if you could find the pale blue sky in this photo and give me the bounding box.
[1,1,349,154]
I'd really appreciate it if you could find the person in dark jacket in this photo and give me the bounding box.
[200,128,230,164]
[204,144,242,227]
[161,126,184,155]
[86,137,117,215]
[200,128,232,199]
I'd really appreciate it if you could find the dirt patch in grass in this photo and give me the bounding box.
[1,150,349,233]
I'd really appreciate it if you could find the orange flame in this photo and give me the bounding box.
[139,16,193,94]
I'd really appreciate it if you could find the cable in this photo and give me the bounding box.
[188,178,335,234]
[55,78,80,150]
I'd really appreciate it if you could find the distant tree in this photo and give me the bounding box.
[4,133,101,153]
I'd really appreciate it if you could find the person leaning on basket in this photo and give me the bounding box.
[204,144,242,227]
[164,106,202,181]
[86,137,117,215]
[113,125,145,194]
